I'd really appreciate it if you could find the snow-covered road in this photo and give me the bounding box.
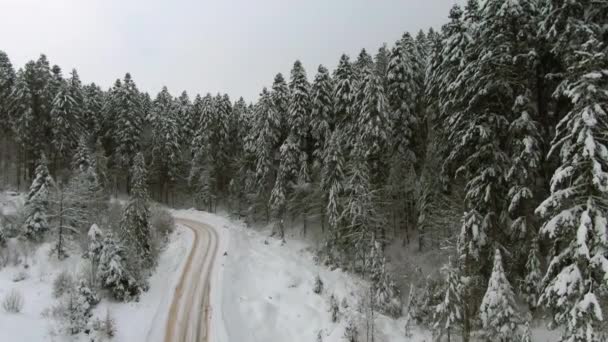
[163,218,220,342]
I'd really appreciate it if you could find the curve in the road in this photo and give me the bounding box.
[164,219,220,342]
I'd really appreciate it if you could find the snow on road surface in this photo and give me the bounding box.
[163,219,218,342]
[170,210,230,342]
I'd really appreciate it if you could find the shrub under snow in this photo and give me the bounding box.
[3,289,24,313]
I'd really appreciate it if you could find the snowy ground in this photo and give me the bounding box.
[0,191,563,341]
[195,211,425,342]
[0,191,194,342]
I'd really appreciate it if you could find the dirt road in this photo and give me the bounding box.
[164,219,220,342]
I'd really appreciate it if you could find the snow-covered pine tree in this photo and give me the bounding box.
[270,134,300,241]
[309,65,334,163]
[433,259,463,342]
[507,92,542,241]
[98,231,140,301]
[72,135,93,172]
[341,153,379,269]
[368,235,402,317]
[355,66,391,182]
[271,73,290,143]
[479,249,518,342]
[521,239,541,311]
[175,90,193,146]
[50,78,80,169]
[353,49,374,86]
[244,88,280,221]
[9,70,37,172]
[119,152,152,268]
[287,60,311,177]
[535,4,608,338]
[23,155,54,241]
[448,0,538,300]
[321,129,345,262]
[0,51,15,178]
[386,32,418,161]
[82,83,104,142]
[332,54,355,137]
[374,44,389,89]
[86,223,103,285]
[110,73,144,184]
[150,86,181,203]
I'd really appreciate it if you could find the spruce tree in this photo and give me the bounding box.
[111,73,144,177]
[22,155,54,241]
[0,50,15,140]
[433,259,463,342]
[119,152,152,268]
[309,65,334,162]
[333,54,355,132]
[521,240,541,311]
[536,5,608,339]
[82,83,104,141]
[150,86,181,203]
[479,249,518,342]
[271,73,290,142]
[98,232,140,301]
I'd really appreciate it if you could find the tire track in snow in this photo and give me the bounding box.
[164,219,219,342]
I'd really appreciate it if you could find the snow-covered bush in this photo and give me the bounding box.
[150,205,175,238]
[313,274,323,294]
[53,271,75,298]
[329,294,339,322]
[53,279,99,335]
[343,320,359,342]
[91,309,116,340]
[98,232,141,301]
[3,289,24,313]
[12,269,28,282]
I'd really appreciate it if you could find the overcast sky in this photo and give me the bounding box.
[0,0,461,102]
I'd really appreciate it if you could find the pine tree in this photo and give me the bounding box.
[82,83,104,141]
[433,259,463,342]
[150,86,181,203]
[536,5,608,338]
[287,60,311,180]
[521,240,541,311]
[86,223,103,285]
[353,49,374,85]
[10,70,36,158]
[271,73,290,142]
[111,73,144,176]
[72,135,93,172]
[507,92,542,245]
[354,67,390,178]
[333,54,355,131]
[309,65,334,162]
[175,90,193,146]
[245,88,281,220]
[0,50,15,141]
[119,152,152,268]
[321,129,345,259]
[50,79,79,165]
[387,32,418,159]
[368,235,402,317]
[22,155,54,241]
[98,232,140,301]
[479,249,518,342]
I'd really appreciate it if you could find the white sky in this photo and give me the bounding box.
[0,0,461,102]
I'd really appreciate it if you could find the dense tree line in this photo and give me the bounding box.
[0,0,607,340]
